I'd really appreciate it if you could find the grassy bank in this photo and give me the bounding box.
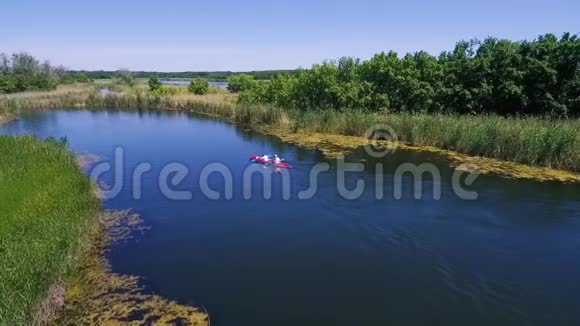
[84,90,580,172]
[0,135,210,324]
[0,136,100,324]
[0,84,97,123]
[288,110,580,171]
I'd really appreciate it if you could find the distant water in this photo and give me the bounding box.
[161,79,228,89]
[2,110,580,326]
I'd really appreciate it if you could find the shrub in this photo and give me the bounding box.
[0,75,16,93]
[114,69,134,86]
[188,79,209,95]
[148,76,162,92]
[150,85,186,96]
[227,74,257,93]
[72,72,91,83]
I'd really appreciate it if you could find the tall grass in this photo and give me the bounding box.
[0,84,96,120]
[295,110,579,167]
[0,136,100,324]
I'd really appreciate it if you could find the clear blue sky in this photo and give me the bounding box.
[2,0,578,71]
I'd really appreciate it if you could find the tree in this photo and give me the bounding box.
[188,79,209,95]
[72,72,91,83]
[227,74,257,93]
[0,52,64,93]
[148,76,162,91]
[114,69,134,86]
[0,75,16,93]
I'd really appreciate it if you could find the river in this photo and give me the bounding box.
[2,110,579,325]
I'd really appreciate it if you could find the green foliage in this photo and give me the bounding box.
[240,33,580,117]
[72,72,91,83]
[148,76,162,92]
[113,69,134,86]
[188,79,209,95]
[0,136,100,324]
[238,80,269,103]
[0,53,64,93]
[150,85,186,96]
[0,75,16,93]
[227,74,258,93]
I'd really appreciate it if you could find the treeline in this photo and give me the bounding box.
[72,69,296,81]
[0,53,92,94]
[240,33,580,117]
[0,53,65,93]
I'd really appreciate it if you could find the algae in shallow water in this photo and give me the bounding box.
[55,210,209,325]
[269,129,580,183]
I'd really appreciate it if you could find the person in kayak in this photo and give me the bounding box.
[273,154,281,164]
[261,154,270,162]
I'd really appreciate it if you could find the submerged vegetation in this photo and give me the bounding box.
[285,110,580,170]
[54,210,208,325]
[0,136,100,324]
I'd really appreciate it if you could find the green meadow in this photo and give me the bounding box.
[0,136,99,324]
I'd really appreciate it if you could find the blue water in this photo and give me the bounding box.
[2,110,580,325]
[161,80,228,89]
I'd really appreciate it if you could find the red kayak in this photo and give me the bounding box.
[250,155,293,169]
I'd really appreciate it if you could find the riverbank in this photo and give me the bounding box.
[86,90,580,182]
[268,130,580,183]
[0,84,95,118]
[0,136,100,324]
[1,85,579,181]
[0,135,208,324]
